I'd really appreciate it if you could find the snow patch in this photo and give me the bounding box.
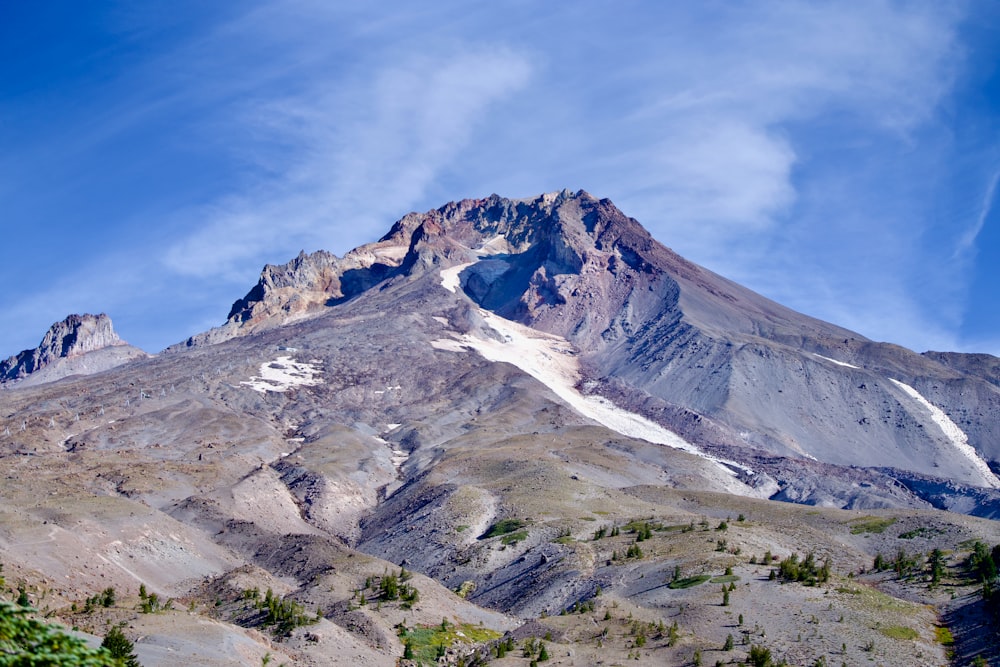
[431,309,754,480]
[440,262,475,293]
[812,354,860,370]
[241,356,323,393]
[889,378,1000,488]
[439,240,510,293]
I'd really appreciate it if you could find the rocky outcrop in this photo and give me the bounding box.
[1,313,145,384]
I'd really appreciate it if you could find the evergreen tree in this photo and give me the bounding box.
[537,642,549,661]
[102,625,142,667]
[0,601,119,665]
[928,548,946,585]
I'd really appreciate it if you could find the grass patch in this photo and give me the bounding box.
[455,525,469,533]
[579,516,597,521]
[404,622,501,663]
[898,526,943,540]
[838,584,917,614]
[553,536,575,544]
[661,524,691,532]
[879,625,918,640]
[935,626,954,646]
[501,530,528,546]
[710,575,740,584]
[668,575,711,589]
[849,517,897,535]
[481,519,526,539]
[625,519,662,532]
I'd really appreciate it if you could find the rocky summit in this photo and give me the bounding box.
[0,313,146,386]
[2,191,1000,666]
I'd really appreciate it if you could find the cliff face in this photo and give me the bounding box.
[0,313,144,384]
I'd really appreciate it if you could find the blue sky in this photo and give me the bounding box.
[1,1,998,357]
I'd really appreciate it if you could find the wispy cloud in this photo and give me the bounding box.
[1,1,992,356]
[955,169,1000,259]
[162,46,531,280]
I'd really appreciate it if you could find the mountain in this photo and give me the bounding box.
[2,190,1000,666]
[0,313,147,387]
[178,189,1000,513]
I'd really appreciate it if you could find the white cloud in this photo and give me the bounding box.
[162,47,531,280]
[955,169,1000,259]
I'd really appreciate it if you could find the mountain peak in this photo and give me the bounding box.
[1,313,143,384]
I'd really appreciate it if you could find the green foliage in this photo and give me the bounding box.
[666,620,679,647]
[400,622,501,663]
[631,522,653,541]
[257,590,313,636]
[849,516,897,534]
[723,633,734,651]
[668,575,711,589]
[892,548,919,578]
[380,574,399,600]
[879,625,918,640]
[898,526,943,539]
[776,552,830,586]
[101,625,141,667]
[748,644,773,667]
[482,519,527,539]
[501,530,528,546]
[0,600,120,666]
[15,585,29,608]
[967,541,999,583]
[928,548,946,585]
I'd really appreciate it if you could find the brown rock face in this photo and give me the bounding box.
[1,313,125,381]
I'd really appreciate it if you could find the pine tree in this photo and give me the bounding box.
[101,625,142,667]
[537,642,549,661]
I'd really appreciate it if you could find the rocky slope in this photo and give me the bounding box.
[0,313,147,386]
[2,191,1000,666]
[180,190,1000,513]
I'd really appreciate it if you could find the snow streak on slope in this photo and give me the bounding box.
[432,307,759,494]
[812,354,860,370]
[440,263,473,293]
[889,378,1000,489]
